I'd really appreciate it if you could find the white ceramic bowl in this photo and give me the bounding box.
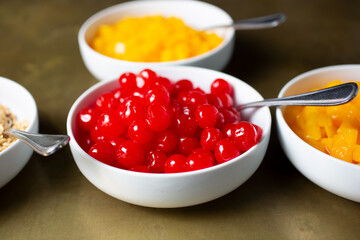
[276,64,360,202]
[67,66,271,208]
[78,0,235,81]
[0,77,38,188]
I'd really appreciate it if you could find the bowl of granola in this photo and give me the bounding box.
[0,76,38,188]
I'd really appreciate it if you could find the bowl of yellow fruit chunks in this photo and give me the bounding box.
[78,0,234,81]
[276,64,360,203]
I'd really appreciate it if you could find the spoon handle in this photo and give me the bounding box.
[203,13,286,31]
[238,82,359,110]
[5,128,70,156]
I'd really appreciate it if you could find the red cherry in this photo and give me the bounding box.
[146,104,171,132]
[88,140,117,166]
[118,72,137,96]
[195,104,219,128]
[172,113,198,137]
[146,150,167,173]
[216,93,233,108]
[130,165,151,173]
[205,93,223,109]
[95,93,119,111]
[177,90,208,107]
[172,79,193,97]
[215,112,225,129]
[108,136,127,148]
[186,148,214,171]
[222,123,237,138]
[112,88,127,104]
[116,140,145,169]
[154,76,173,92]
[153,130,177,153]
[180,105,197,117]
[200,127,223,151]
[164,154,187,173]
[77,132,94,152]
[136,69,158,92]
[231,122,259,152]
[214,138,242,164]
[90,110,125,142]
[78,107,100,132]
[128,120,154,144]
[177,136,200,156]
[118,98,147,126]
[211,78,234,97]
[144,85,170,107]
[220,108,240,124]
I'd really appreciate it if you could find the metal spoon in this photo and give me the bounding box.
[201,13,286,31]
[4,118,70,156]
[238,82,359,110]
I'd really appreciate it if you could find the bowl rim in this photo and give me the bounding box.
[67,66,272,178]
[0,76,38,156]
[78,0,235,66]
[276,64,360,169]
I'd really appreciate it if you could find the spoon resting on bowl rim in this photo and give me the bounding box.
[237,82,359,110]
[4,118,70,156]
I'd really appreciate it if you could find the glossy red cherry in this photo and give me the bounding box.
[220,108,240,124]
[231,121,259,152]
[154,76,173,92]
[128,120,154,144]
[118,98,147,126]
[200,127,223,151]
[211,78,234,97]
[116,140,145,169]
[144,85,170,107]
[222,123,237,138]
[146,104,171,131]
[78,107,100,132]
[195,104,219,128]
[88,140,117,166]
[146,150,167,173]
[112,88,127,104]
[216,93,233,108]
[164,154,187,173]
[205,93,223,109]
[95,93,119,111]
[214,138,242,164]
[90,110,125,142]
[177,136,200,156]
[153,130,177,153]
[77,132,93,152]
[172,113,198,137]
[136,69,158,92]
[186,148,215,171]
[118,72,137,96]
[215,112,225,129]
[177,90,208,107]
[172,79,193,97]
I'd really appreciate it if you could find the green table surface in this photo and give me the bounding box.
[1,0,360,239]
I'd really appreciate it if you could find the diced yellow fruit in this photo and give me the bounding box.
[329,145,354,163]
[353,145,360,163]
[90,15,223,62]
[304,125,322,140]
[324,125,336,138]
[284,80,360,165]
